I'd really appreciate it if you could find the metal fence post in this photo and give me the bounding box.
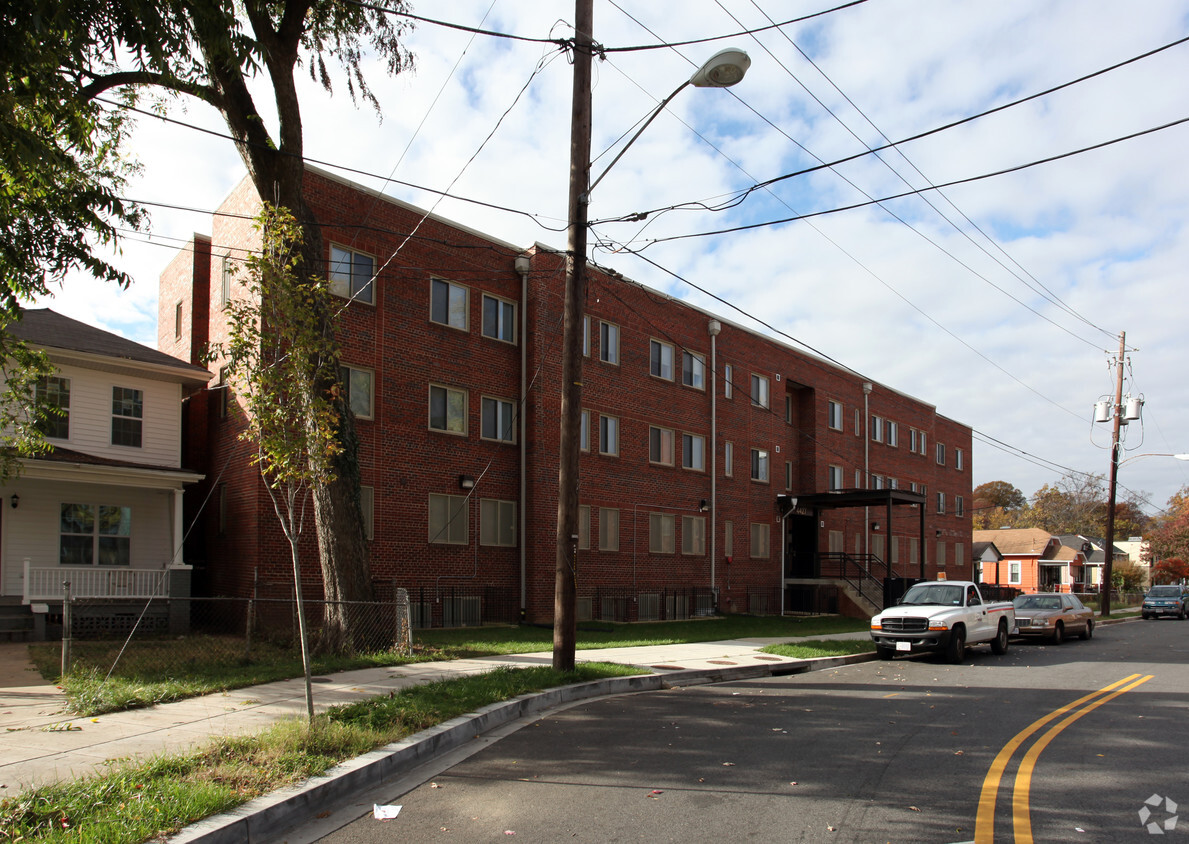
[245,567,258,660]
[61,581,72,678]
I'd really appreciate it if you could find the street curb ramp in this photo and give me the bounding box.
[172,652,873,843]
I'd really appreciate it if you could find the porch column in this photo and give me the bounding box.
[171,489,185,568]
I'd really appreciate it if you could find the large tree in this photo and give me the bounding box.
[971,480,1027,530]
[1145,486,1189,569]
[15,0,415,648]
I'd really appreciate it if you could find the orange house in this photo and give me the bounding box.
[972,528,1087,593]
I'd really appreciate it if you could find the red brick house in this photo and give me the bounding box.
[159,168,973,623]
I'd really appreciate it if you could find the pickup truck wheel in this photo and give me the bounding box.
[1080,619,1094,640]
[877,645,896,660]
[945,626,966,664]
[1050,622,1064,645]
[991,620,1009,655]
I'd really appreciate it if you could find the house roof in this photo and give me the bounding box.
[9,308,210,384]
[972,528,1058,558]
[972,540,1003,561]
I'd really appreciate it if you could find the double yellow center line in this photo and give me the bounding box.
[974,673,1153,844]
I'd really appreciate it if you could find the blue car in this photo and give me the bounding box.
[1141,585,1189,620]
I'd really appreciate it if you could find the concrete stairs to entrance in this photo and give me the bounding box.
[837,581,882,619]
[0,598,34,643]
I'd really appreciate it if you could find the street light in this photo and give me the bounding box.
[553,1,750,671]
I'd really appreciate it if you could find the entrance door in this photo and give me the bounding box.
[785,514,817,577]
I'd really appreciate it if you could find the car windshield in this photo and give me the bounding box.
[900,584,963,606]
[1015,595,1061,611]
[1148,586,1182,597]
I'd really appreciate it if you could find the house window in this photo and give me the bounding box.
[956,496,965,517]
[1009,561,1021,584]
[430,278,468,330]
[649,513,675,554]
[871,415,883,443]
[886,421,898,447]
[650,340,674,380]
[682,351,705,389]
[480,498,517,547]
[936,442,946,465]
[174,301,183,339]
[111,387,143,448]
[580,410,590,452]
[339,365,374,419]
[599,415,619,456]
[682,433,705,471]
[750,448,769,483]
[750,374,769,408]
[599,507,620,551]
[723,520,734,556]
[481,294,517,343]
[59,503,131,566]
[956,448,964,471]
[724,364,733,398]
[827,400,843,431]
[428,494,467,545]
[578,505,590,550]
[35,376,70,439]
[649,426,674,465]
[828,465,843,491]
[750,523,770,559]
[724,441,733,477]
[481,397,516,443]
[599,321,620,365]
[329,245,375,305]
[429,384,467,434]
[220,255,232,306]
[682,516,706,555]
[360,486,374,541]
[936,492,946,514]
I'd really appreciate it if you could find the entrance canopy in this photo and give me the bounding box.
[781,489,928,579]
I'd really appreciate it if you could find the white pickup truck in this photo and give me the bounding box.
[869,580,1015,664]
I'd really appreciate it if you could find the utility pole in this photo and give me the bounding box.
[553,0,593,672]
[1101,331,1125,618]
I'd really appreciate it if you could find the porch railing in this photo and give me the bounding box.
[23,561,170,604]
[818,552,886,608]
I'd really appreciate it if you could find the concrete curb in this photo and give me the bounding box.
[173,652,875,843]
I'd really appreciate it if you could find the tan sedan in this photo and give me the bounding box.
[1012,593,1095,644]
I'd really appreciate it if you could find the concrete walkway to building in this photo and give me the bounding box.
[0,633,870,800]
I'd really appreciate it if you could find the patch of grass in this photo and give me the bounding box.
[0,664,636,843]
[761,639,875,659]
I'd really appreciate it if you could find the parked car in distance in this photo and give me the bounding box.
[1012,593,1094,643]
[1141,585,1189,620]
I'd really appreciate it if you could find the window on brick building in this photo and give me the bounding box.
[35,376,70,439]
[724,441,734,476]
[724,363,733,398]
[650,340,674,380]
[111,387,143,448]
[723,520,734,556]
[599,321,620,365]
[750,523,770,559]
[599,414,619,455]
[174,301,182,338]
[936,492,946,514]
[887,421,898,447]
[339,365,374,419]
[682,515,706,555]
[956,496,965,517]
[872,475,883,490]
[428,494,467,544]
[481,396,515,443]
[220,255,232,307]
[682,433,705,471]
[481,294,516,343]
[871,415,883,443]
[649,512,674,554]
[429,384,467,434]
[330,245,375,305]
[578,505,590,550]
[936,442,946,465]
[430,278,468,329]
[583,316,590,357]
[828,399,843,430]
[750,374,769,408]
[828,465,843,491]
[682,351,705,390]
[649,426,674,465]
[480,498,517,547]
[599,507,620,551]
[580,409,590,452]
[750,447,769,483]
[785,461,792,490]
[956,448,964,471]
[360,486,374,541]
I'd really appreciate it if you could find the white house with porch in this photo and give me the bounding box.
[2,309,210,638]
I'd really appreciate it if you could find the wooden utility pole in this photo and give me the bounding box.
[553,0,593,672]
[1101,331,1125,617]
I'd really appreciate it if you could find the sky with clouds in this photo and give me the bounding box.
[32,0,1189,517]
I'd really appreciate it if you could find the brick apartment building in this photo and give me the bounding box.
[159,167,973,624]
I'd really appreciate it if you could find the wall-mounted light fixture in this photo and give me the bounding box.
[9,494,18,510]
[458,475,476,490]
[871,522,880,532]
[935,529,942,538]
[698,499,709,513]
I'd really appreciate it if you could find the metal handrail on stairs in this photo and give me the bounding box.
[818,552,887,609]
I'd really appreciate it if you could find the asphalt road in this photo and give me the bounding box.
[278,617,1189,843]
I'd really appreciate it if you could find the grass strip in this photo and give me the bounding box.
[0,664,638,843]
[760,639,875,659]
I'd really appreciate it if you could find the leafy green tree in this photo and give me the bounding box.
[12,0,415,648]
[0,326,58,481]
[972,480,1027,530]
[1110,559,1146,593]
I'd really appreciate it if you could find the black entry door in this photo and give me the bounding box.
[785,514,817,577]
